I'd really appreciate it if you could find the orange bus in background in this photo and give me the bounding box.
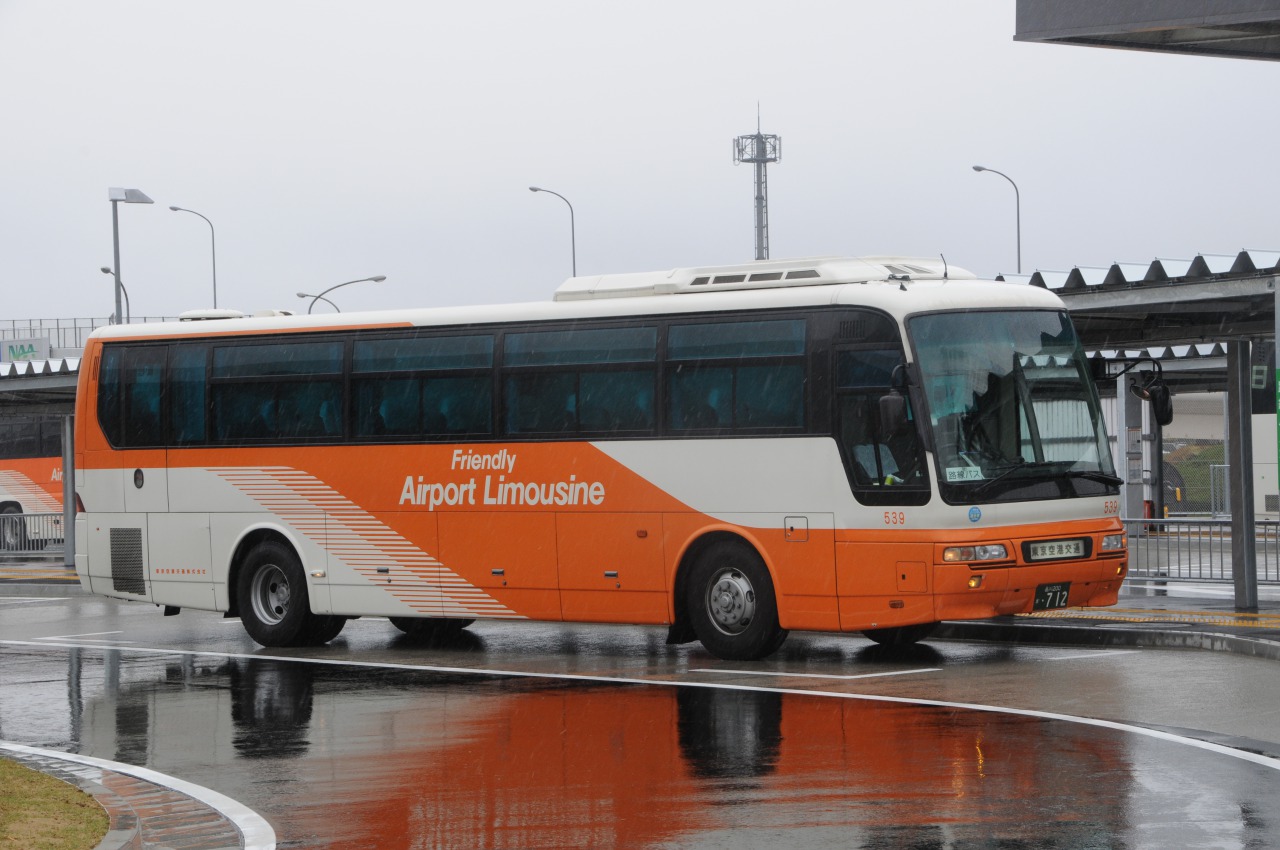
[72,256,1127,659]
[0,415,64,550]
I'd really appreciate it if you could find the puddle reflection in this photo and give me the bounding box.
[58,653,1280,849]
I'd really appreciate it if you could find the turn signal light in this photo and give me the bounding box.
[968,575,984,589]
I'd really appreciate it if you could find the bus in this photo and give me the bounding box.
[72,256,1127,660]
[0,415,64,550]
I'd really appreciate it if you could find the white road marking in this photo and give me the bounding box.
[4,637,1279,776]
[0,740,277,850]
[1044,650,1141,662]
[37,631,124,640]
[689,667,941,680]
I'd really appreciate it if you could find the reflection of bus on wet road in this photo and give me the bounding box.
[73,256,1127,658]
[69,655,1142,849]
[0,416,63,550]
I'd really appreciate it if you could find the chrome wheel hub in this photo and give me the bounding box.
[707,569,756,635]
[250,564,291,626]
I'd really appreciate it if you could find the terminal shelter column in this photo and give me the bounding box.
[1227,340,1258,611]
[61,414,74,569]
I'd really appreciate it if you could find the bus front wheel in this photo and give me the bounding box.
[238,541,327,647]
[687,541,787,661]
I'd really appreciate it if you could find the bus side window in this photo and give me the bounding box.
[170,344,208,445]
[669,365,729,430]
[428,376,491,435]
[666,318,805,432]
[505,372,576,433]
[97,347,124,446]
[578,371,654,432]
[122,347,165,448]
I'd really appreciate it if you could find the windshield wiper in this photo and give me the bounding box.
[1063,469,1123,486]
[968,460,1035,500]
[969,463,1122,501]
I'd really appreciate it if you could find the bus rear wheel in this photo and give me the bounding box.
[687,541,786,661]
[238,541,329,647]
[862,622,938,647]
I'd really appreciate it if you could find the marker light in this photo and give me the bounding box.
[1101,533,1126,551]
[968,575,984,589]
[943,544,1008,563]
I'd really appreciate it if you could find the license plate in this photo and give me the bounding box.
[1028,539,1084,561]
[1034,582,1071,611]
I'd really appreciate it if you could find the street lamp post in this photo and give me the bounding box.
[169,205,218,308]
[972,165,1021,274]
[99,267,131,323]
[108,187,154,324]
[528,186,576,277]
[296,292,340,313]
[303,275,386,314]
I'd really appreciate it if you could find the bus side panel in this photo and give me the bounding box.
[80,511,151,601]
[326,510,443,619]
[147,512,214,609]
[438,511,562,621]
[557,512,667,624]
[835,541,936,632]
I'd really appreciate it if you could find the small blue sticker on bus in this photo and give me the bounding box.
[969,507,982,523]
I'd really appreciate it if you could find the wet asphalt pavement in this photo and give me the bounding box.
[3,592,1280,849]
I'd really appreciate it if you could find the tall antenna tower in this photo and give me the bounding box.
[733,111,781,260]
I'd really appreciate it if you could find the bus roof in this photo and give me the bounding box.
[86,256,1066,341]
[552,255,973,300]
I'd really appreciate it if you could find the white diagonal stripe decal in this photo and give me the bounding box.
[211,467,520,619]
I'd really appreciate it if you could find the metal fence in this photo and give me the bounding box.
[0,511,65,555]
[1,317,176,351]
[1124,517,1280,584]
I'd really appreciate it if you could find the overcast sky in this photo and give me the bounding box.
[2,2,1277,322]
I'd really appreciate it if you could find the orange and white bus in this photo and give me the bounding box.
[0,415,64,550]
[73,256,1126,659]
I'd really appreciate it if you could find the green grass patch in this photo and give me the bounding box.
[0,757,109,850]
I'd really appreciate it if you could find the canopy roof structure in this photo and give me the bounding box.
[1016,1,1280,62]
[1001,249,1279,348]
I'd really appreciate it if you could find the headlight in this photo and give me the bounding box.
[943,544,1008,563]
[1101,533,1126,551]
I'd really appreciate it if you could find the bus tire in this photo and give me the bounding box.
[0,506,26,551]
[390,616,475,638]
[302,615,347,645]
[862,622,938,647]
[238,541,315,647]
[687,540,787,661]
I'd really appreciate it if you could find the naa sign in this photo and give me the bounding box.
[2,336,50,363]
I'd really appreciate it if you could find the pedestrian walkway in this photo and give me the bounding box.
[0,559,78,584]
[0,744,256,850]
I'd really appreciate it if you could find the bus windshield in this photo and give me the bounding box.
[909,309,1118,504]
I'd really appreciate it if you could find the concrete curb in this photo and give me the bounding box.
[0,742,274,850]
[936,618,1280,662]
[0,581,87,597]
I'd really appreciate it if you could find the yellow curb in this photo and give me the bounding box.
[1020,607,1280,629]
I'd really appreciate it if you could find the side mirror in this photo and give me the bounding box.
[1130,372,1173,427]
[1149,383,1173,427]
[879,393,909,437]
